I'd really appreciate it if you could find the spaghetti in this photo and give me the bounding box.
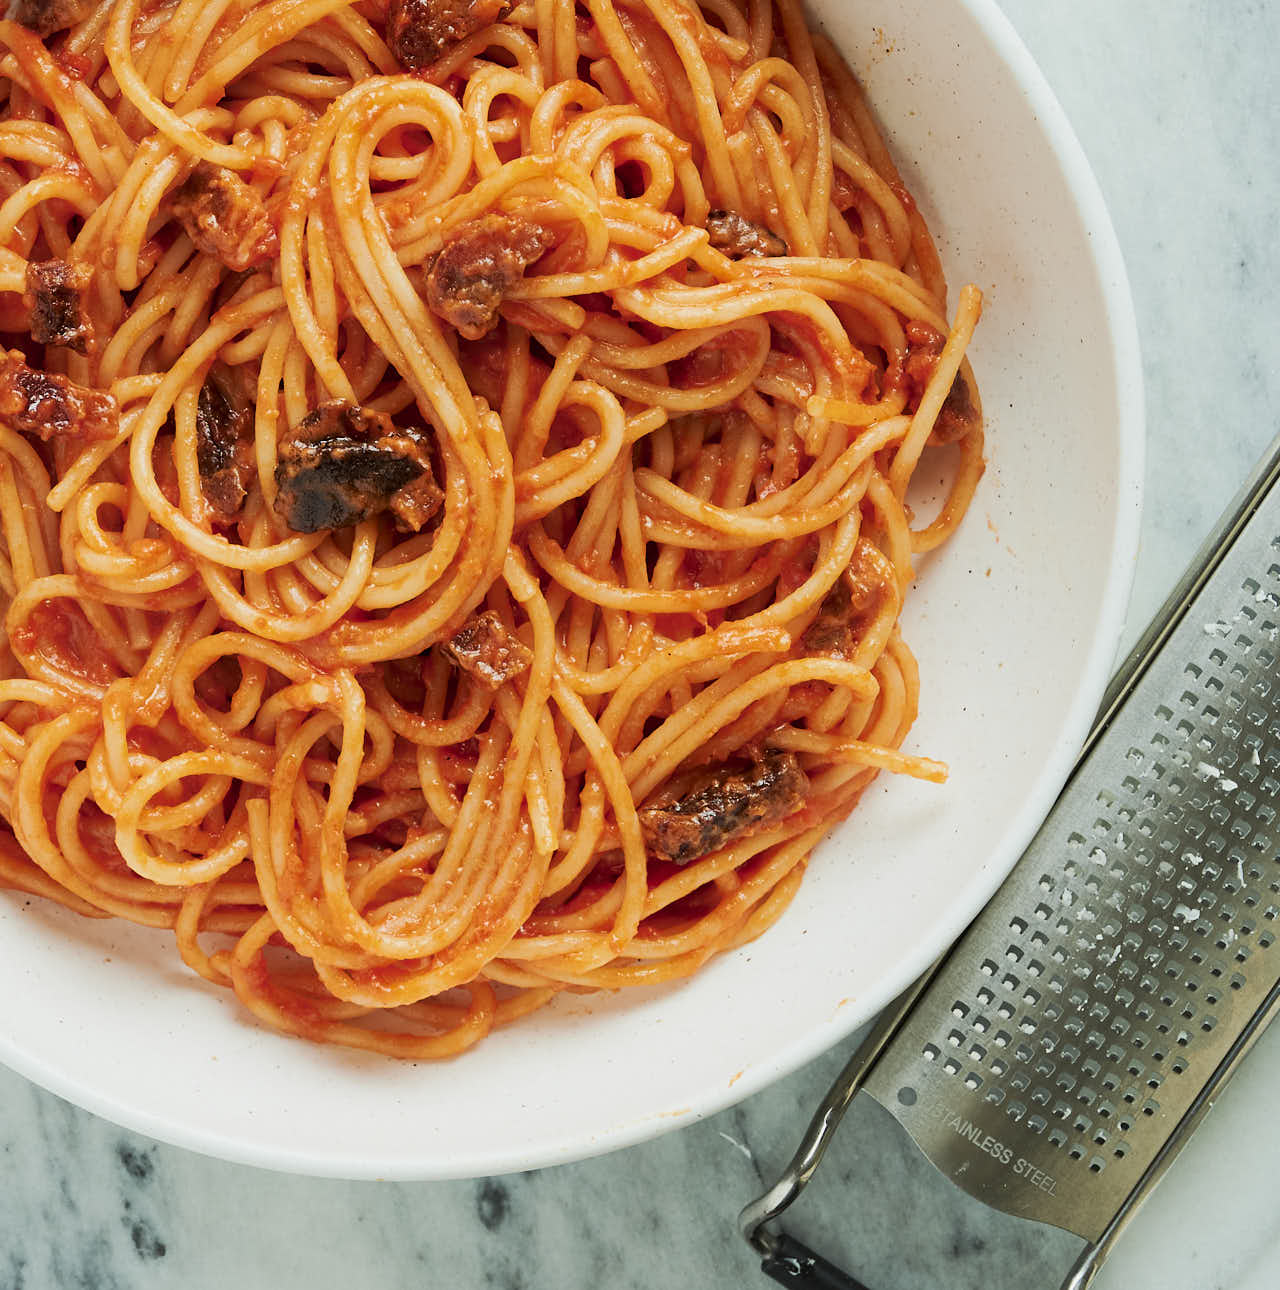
[0,0,984,1057]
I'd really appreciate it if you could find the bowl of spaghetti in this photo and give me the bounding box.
[0,0,1141,1176]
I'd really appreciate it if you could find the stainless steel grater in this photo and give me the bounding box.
[740,436,1280,1290]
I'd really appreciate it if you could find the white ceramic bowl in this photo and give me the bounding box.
[0,0,1142,1178]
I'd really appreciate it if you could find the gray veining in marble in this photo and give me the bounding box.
[4,2,1280,1288]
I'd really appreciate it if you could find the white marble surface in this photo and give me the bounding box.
[4,2,1280,1287]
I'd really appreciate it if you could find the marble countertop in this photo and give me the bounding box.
[5,3,1279,1288]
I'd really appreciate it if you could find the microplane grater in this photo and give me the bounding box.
[741,436,1280,1290]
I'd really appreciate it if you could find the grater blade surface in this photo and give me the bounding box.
[860,478,1280,1243]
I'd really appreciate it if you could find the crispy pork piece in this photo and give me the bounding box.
[440,610,533,686]
[24,259,94,354]
[0,349,117,442]
[900,320,981,443]
[638,751,809,866]
[386,0,512,70]
[706,209,788,259]
[196,364,256,522]
[425,213,554,340]
[273,401,441,534]
[170,163,278,272]
[802,544,892,658]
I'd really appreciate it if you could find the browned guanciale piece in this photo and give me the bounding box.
[933,370,981,444]
[389,465,447,533]
[196,363,256,522]
[6,0,92,36]
[441,610,533,686]
[425,213,554,340]
[901,320,944,402]
[273,400,443,534]
[170,163,278,272]
[901,319,981,443]
[706,209,788,259]
[24,259,94,353]
[803,542,892,658]
[638,751,809,866]
[386,0,512,70]
[0,349,117,442]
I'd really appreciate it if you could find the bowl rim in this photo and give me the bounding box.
[0,0,1145,1179]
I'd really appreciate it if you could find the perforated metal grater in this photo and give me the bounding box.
[740,436,1280,1290]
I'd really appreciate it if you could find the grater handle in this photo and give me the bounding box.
[761,1234,874,1289]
